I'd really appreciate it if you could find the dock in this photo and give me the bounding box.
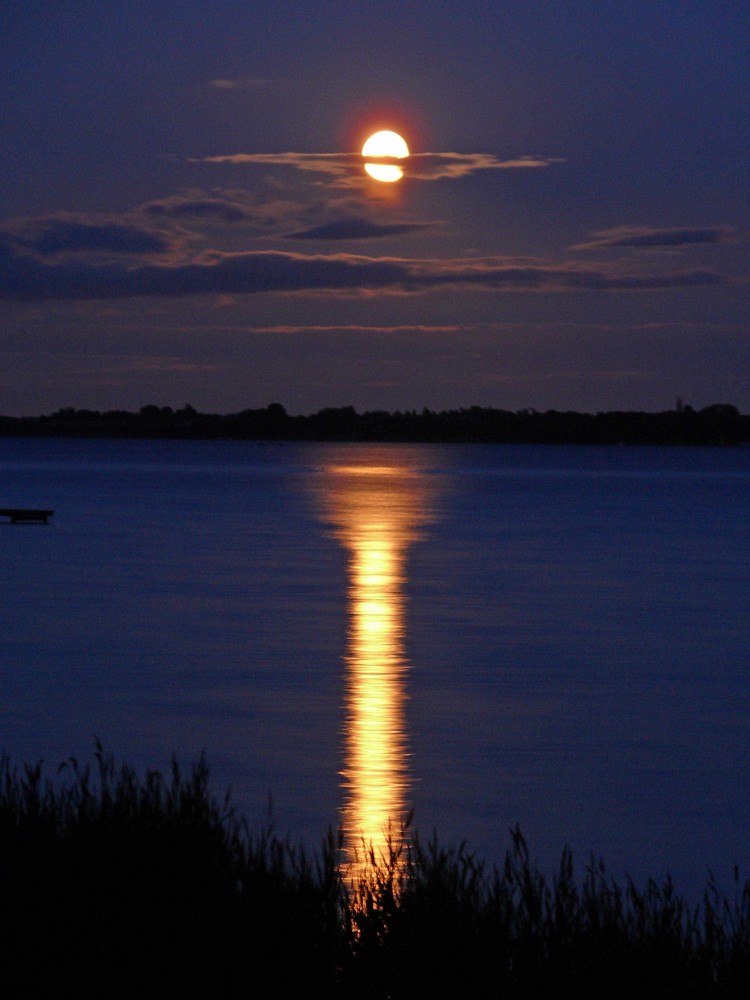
[0,508,54,524]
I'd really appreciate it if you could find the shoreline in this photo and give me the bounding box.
[1,401,748,446]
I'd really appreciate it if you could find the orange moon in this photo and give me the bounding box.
[362,130,409,182]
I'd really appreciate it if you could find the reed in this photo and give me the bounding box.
[1,745,748,998]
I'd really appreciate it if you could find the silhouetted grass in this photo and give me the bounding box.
[1,744,748,998]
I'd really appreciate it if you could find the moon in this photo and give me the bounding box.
[362,130,409,183]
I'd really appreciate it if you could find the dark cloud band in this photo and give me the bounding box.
[6,218,171,256]
[0,242,721,301]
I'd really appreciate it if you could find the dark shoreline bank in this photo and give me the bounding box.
[1,401,748,446]
[2,746,749,998]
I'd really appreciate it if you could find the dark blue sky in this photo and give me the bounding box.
[2,1,748,414]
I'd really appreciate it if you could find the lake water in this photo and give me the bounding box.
[2,437,749,899]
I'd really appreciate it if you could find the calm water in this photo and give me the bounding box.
[2,438,749,898]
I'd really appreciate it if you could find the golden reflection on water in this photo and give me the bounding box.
[315,454,439,883]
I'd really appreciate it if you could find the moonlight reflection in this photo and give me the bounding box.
[315,450,439,883]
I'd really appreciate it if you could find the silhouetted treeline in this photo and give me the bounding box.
[1,401,748,445]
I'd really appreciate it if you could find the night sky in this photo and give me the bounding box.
[2,1,748,416]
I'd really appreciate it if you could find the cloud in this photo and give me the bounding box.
[196,151,364,181]
[288,216,431,240]
[135,190,339,236]
[572,226,735,250]
[139,196,255,224]
[208,76,273,90]
[195,150,558,186]
[235,324,468,334]
[5,196,391,263]
[4,217,171,256]
[407,153,559,180]
[0,240,722,302]
[99,355,222,374]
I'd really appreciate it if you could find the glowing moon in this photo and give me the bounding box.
[362,130,409,183]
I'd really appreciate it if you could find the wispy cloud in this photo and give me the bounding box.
[196,151,559,186]
[99,355,222,374]
[208,76,274,90]
[0,240,722,302]
[139,196,256,224]
[134,190,334,236]
[288,216,432,240]
[4,196,405,259]
[234,324,468,334]
[408,153,559,180]
[1,216,172,256]
[572,225,736,250]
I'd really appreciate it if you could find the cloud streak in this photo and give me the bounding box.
[573,226,736,250]
[196,150,558,185]
[139,196,257,224]
[407,153,558,180]
[287,217,431,240]
[208,76,273,90]
[2,217,172,256]
[0,241,722,302]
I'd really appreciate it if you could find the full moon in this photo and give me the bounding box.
[362,130,409,182]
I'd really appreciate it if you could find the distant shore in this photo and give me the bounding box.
[1,401,748,446]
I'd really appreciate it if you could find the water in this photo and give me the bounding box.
[2,437,749,899]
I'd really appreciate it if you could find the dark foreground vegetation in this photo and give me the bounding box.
[2,747,749,998]
[1,401,749,445]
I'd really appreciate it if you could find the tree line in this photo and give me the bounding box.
[1,401,748,445]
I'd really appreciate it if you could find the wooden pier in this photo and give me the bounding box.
[0,508,54,524]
